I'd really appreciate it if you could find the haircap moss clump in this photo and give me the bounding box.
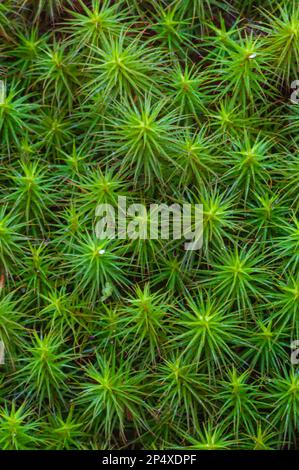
[0,0,298,450]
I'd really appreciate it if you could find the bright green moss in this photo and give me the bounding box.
[0,0,298,450]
